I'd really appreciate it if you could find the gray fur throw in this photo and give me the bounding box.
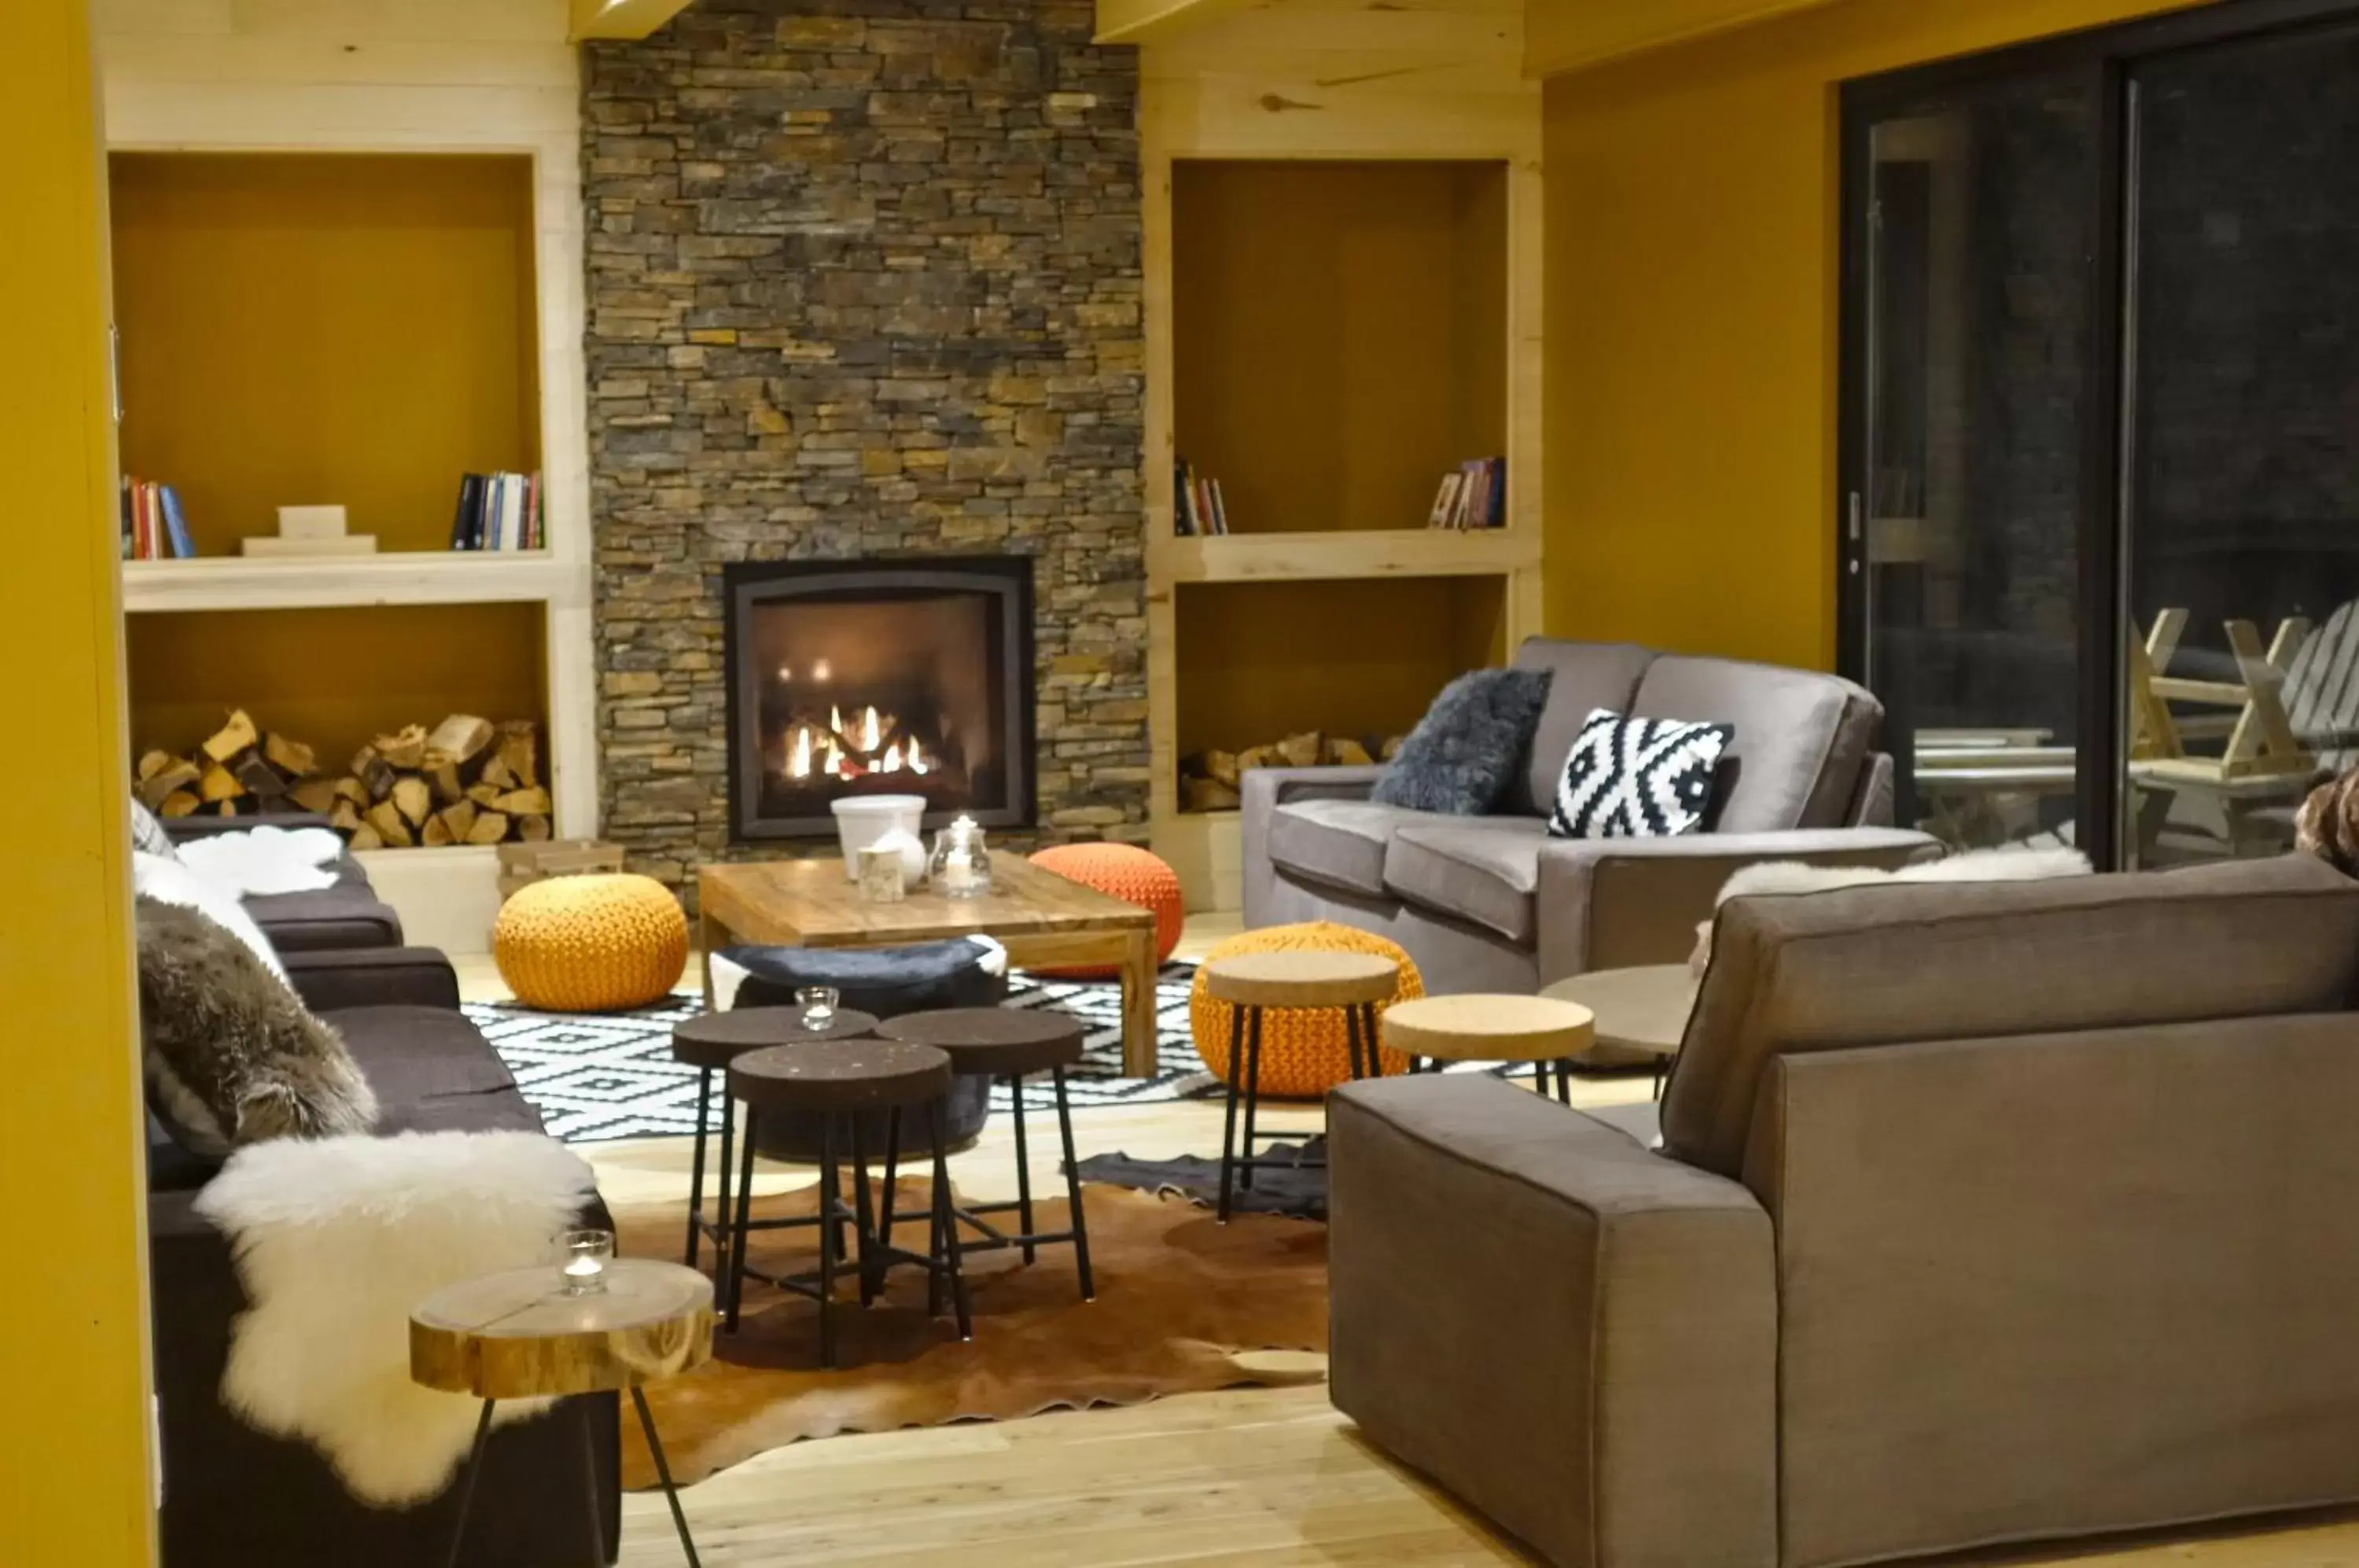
[1371,667,1554,815]
[137,896,377,1158]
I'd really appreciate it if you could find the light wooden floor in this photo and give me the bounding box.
[463,922,2359,1567]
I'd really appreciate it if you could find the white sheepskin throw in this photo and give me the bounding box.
[134,850,285,979]
[1691,846,2092,975]
[193,1130,599,1507]
[176,824,344,897]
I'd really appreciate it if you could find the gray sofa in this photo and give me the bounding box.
[1327,852,2359,1567]
[1243,637,1939,995]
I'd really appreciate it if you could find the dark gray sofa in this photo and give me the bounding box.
[162,813,403,952]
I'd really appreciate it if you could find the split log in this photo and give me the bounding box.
[234,755,289,798]
[199,764,243,803]
[138,759,201,809]
[426,760,463,804]
[329,801,364,834]
[159,790,201,818]
[438,801,479,844]
[423,714,494,768]
[1203,749,1241,789]
[364,801,414,848]
[1182,776,1242,812]
[1275,731,1324,769]
[496,722,539,789]
[201,709,259,764]
[1380,735,1406,761]
[466,811,511,846]
[478,756,516,790]
[373,725,429,771]
[492,786,550,818]
[1235,745,1275,773]
[215,799,240,818]
[263,733,316,778]
[351,746,398,801]
[289,778,342,815]
[466,782,505,808]
[517,813,552,842]
[348,823,384,852]
[136,749,175,783]
[391,775,435,828]
[332,777,372,808]
[421,814,455,848]
[1327,737,1374,767]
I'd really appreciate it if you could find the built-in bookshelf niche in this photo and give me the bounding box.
[1172,160,1509,537]
[109,151,543,560]
[1174,575,1507,812]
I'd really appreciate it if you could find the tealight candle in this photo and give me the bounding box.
[797,985,839,1029]
[559,1228,614,1296]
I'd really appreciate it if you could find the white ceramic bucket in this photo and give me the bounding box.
[830,794,928,882]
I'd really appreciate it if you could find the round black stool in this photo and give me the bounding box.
[1201,951,1400,1224]
[876,1008,1095,1302]
[671,1006,878,1282]
[723,1039,970,1368]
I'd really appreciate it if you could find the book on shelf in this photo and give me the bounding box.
[120,477,195,561]
[1427,458,1507,530]
[1173,459,1229,537]
[448,469,544,552]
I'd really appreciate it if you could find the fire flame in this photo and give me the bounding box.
[782,705,932,782]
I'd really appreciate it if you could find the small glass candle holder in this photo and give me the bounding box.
[859,846,906,903]
[558,1228,614,1297]
[928,815,992,900]
[797,985,840,1029]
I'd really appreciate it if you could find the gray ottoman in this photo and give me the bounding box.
[711,937,1007,1157]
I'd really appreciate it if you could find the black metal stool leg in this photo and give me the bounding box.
[631,1386,703,1568]
[1555,1058,1573,1106]
[726,1107,760,1331]
[929,1100,973,1340]
[1344,1002,1364,1082]
[442,1398,496,1568]
[877,1108,901,1286]
[817,1116,840,1370]
[1010,1073,1037,1264]
[851,1116,878,1307]
[1238,1007,1264,1191]
[577,1398,606,1567]
[1365,1003,1384,1077]
[1054,1064,1095,1301]
[712,1087,736,1286]
[684,1066,712,1268]
[1217,1003,1246,1222]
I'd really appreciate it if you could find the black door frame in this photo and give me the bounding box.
[1834,0,2359,868]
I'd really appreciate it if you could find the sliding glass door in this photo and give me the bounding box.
[1842,68,2101,852]
[1841,0,2359,867]
[2119,21,2359,865]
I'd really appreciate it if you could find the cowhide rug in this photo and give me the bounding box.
[613,1180,1327,1488]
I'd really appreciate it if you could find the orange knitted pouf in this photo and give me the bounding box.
[1191,922,1421,1099]
[494,873,688,1013]
[1026,842,1186,980]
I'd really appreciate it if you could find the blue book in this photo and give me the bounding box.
[158,484,195,559]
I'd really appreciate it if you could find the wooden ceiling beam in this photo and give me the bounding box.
[1524,0,1841,76]
[1095,0,1258,48]
[570,0,694,42]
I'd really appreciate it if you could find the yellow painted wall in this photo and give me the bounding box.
[127,604,549,770]
[1541,0,2202,670]
[111,152,541,555]
[1174,161,1507,534]
[0,2,156,1564]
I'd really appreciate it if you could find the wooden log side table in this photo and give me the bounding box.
[410,1259,712,1568]
[875,1007,1095,1301]
[1201,951,1400,1223]
[671,1005,880,1278]
[725,1040,972,1365]
[1539,966,1698,1098]
[1379,994,1597,1102]
[697,854,1162,1076]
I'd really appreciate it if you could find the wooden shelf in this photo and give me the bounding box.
[121,552,582,614]
[1153,528,1535,585]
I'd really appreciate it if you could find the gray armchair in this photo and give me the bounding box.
[1241,637,1938,997]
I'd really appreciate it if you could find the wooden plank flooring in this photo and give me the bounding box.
[459,925,2359,1567]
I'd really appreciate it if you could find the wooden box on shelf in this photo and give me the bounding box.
[496,839,625,900]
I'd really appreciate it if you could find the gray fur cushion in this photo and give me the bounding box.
[136,896,378,1159]
[1370,668,1555,815]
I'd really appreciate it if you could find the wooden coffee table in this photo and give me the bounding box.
[698,853,1162,1077]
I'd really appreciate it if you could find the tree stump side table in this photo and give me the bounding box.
[410,1258,713,1568]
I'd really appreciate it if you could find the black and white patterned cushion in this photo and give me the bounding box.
[130,797,178,859]
[1548,709,1733,839]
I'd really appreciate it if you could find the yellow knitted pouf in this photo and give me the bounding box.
[1191,922,1421,1099]
[494,873,688,1013]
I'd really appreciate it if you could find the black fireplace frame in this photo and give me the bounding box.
[722,556,1037,842]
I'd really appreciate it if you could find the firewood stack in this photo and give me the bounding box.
[132,710,551,849]
[1178,730,1405,812]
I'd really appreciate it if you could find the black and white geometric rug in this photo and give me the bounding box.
[464,963,1218,1145]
